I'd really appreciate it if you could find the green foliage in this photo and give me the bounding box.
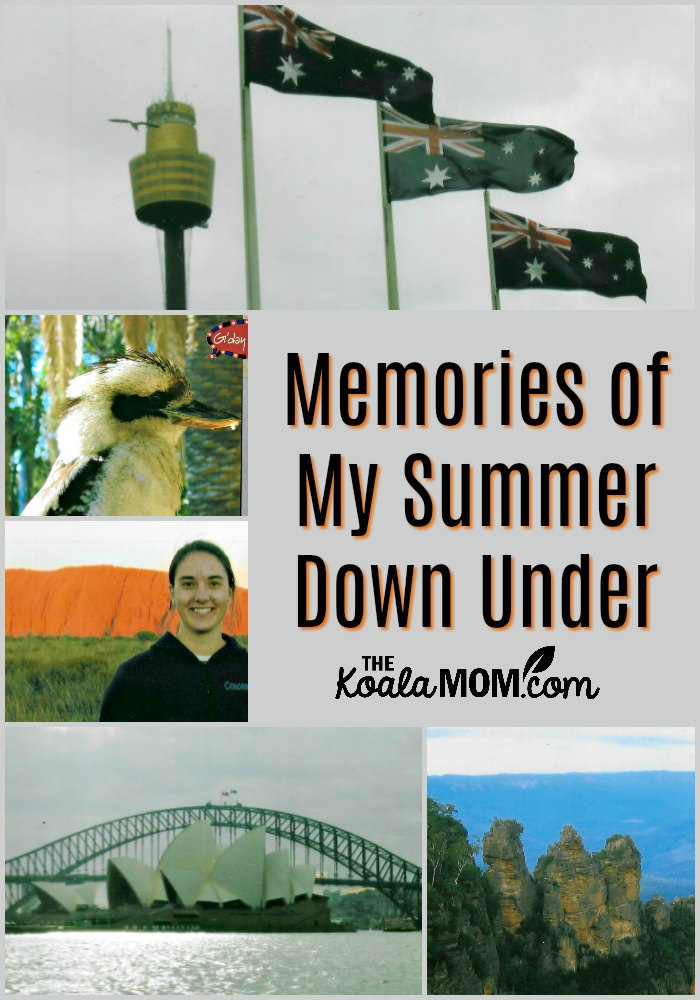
[5,315,50,513]
[668,901,694,950]
[5,315,128,513]
[569,953,648,994]
[426,797,694,995]
[81,315,125,364]
[535,850,554,874]
[427,798,497,994]
[495,897,695,994]
[427,798,480,888]
[326,888,398,929]
[5,314,129,514]
[5,634,249,721]
[594,835,642,865]
[638,902,695,986]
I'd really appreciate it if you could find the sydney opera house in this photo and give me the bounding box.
[24,823,331,932]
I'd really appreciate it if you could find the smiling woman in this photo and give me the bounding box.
[99,541,248,722]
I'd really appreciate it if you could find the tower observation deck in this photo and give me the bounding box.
[129,28,214,308]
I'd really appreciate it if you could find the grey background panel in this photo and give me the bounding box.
[248,309,697,725]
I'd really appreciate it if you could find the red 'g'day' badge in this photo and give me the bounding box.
[206,319,248,359]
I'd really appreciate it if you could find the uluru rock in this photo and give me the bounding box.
[5,566,248,637]
[534,825,611,971]
[483,819,536,932]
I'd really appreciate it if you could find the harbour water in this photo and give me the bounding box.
[4,930,421,995]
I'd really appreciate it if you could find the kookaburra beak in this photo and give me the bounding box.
[170,398,240,431]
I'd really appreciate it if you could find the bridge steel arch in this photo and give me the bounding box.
[6,805,421,923]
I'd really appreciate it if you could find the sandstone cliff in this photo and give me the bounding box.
[482,821,646,974]
[432,808,694,994]
[5,566,248,637]
[534,824,613,971]
[646,894,671,931]
[482,819,535,932]
[597,834,641,951]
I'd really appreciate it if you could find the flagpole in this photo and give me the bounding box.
[483,190,500,310]
[376,104,400,310]
[238,7,261,309]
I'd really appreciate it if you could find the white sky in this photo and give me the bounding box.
[5,519,249,587]
[4,5,694,311]
[5,727,421,862]
[428,727,696,775]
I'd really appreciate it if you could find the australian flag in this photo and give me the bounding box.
[489,206,647,300]
[244,6,434,124]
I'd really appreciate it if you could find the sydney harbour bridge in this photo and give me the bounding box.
[6,804,421,924]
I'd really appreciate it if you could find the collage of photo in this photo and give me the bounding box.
[3,3,696,998]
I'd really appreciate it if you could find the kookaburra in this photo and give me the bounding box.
[22,352,239,516]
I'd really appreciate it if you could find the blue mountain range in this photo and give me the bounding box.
[427,771,694,900]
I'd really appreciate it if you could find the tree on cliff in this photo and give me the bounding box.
[428,798,499,994]
[428,799,479,887]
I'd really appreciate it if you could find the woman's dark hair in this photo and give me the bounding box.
[169,540,236,591]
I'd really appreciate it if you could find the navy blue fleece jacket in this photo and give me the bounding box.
[99,632,248,722]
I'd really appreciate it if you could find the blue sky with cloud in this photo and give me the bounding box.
[428,727,695,775]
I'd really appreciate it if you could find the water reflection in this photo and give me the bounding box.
[5,930,421,995]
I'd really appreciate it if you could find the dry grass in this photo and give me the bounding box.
[4,634,247,722]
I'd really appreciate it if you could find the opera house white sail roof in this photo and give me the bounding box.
[32,823,320,914]
[102,823,318,911]
[106,857,168,908]
[209,824,267,908]
[32,881,97,914]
